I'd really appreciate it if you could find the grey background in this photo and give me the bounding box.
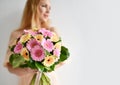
[0,0,120,85]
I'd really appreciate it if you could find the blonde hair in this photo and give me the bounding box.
[18,0,50,31]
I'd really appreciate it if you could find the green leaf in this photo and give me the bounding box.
[45,50,51,56]
[44,67,51,71]
[9,54,25,68]
[27,59,36,69]
[50,64,55,71]
[9,54,14,64]
[9,45,15,52]
[44,65,54,72]
[35,62,44,72]
[19,64,28,68]
[59,46,70,62]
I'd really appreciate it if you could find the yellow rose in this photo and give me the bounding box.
[20,48,29,61]
[43,56,55,67]
[34,34,43,42]
[19,34,31,43]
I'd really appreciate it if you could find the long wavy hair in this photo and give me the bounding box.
[17,0,51,31]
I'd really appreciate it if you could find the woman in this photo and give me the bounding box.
[4,0,63,85]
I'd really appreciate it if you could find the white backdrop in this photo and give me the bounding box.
[0,0,120,85]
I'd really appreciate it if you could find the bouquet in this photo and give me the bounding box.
[9,28,70,85]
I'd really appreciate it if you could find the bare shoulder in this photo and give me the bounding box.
[10,30,23,38]
[50,27,60,35]
[49,27,56,32]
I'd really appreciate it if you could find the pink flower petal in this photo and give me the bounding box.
[53,49,60,57]
[24,29,37,36]
[39,28,53,37]
[26,39,40,51]
[14,42,23,53]
[31,45,45,61]
[42,39,54,52]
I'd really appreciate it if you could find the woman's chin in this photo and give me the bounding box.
[41,18,49,23]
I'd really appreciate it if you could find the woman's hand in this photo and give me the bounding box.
[5,62,37,77]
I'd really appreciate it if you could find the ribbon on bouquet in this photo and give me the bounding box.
[30,71,51,85]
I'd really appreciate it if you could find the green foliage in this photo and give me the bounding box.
[27,59,36,69]
[9,54,25,68]
[45,50,51,56]
[59,46,70,62]
[19,58,36,69]
[35,62,45,72]
[9,45,70,71]
[9,45,15,52]
[44,64,55,72]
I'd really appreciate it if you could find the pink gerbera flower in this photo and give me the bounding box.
[14,42,23,53]
[31,45,45,61]
[39,28,53,37]
[26,39,40,51]
[42,39,54,52]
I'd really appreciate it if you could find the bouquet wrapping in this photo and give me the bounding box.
[9,28,70,85]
